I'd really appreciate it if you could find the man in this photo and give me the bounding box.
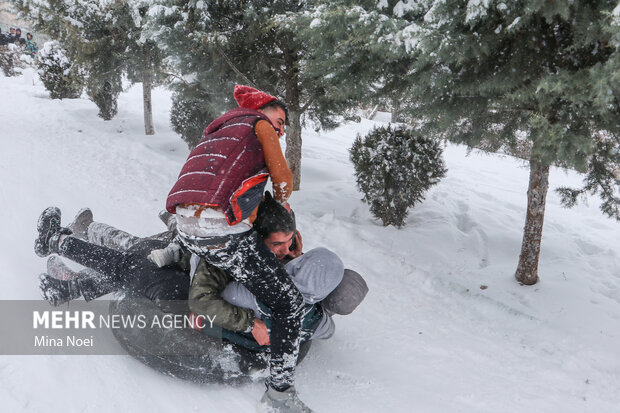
[189,192,368,344]
[14,28,25,46]
[163,85,311,411]
[8,27,16,43]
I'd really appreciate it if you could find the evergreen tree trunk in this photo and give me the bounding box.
[93,80,117,121]
[285,109,302,191]
[143,70,155,135]
[284,46,302,190]
[515,160,550,285]
[142,47,155,135]
[391,97,400,123]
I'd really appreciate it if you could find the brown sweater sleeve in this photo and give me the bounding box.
[255,120,293,203]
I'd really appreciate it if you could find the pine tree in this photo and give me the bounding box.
[0,43,23,77]
[169,87,216,148]
[36,41,83,99]
[350,125,447,227]
[381,1,620,285]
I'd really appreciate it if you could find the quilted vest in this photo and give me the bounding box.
[166,108,273,225]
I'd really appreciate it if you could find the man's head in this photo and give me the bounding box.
[233,84,287,137]
[26,33,32,40]
[254,191,296,259]
[9,28,15,35]
[258,100,287,137]
[15,28,21,36]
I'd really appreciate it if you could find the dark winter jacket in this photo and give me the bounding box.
[166,108,275,225]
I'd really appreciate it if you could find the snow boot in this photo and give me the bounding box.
[159,210,177,231]
[258,385,314,413]
[47,256,79,280]
[35,207,70,257]
[48,257,115,301]
[68,207,93,240]
[39,273,82,306]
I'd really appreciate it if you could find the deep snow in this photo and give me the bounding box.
[1,68,619,413]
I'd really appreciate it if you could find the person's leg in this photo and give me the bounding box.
[180,230,304,391]
[69,207,175,251]
[58,236,131,278]
[45,256,120,301]
[39,269,121,305]
[86,221,142,251]
[60,236,187,297]
[39,208,181,300]
[44,236,188,305]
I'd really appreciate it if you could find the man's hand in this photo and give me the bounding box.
[288,230,303,258]
[251,318,270,346]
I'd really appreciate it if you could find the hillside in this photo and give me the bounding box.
[0,68,619,413]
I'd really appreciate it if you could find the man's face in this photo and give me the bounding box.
[260,106,286,137]
[263,231,294,260]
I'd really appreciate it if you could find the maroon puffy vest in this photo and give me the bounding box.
[166,108,273,225]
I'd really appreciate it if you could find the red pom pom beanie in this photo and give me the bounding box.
[234,85,277,110]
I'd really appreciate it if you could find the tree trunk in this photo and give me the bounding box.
[515,160,550,285]
[283,44,302,190]
[142,70,155,135]
[391,97,400,123]
[285,110,302,190]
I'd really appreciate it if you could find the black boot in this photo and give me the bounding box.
[34,207,70,257]
[68,208,93,240]
[39,273,82,306]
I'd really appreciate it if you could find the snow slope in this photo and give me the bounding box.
[1,69,619,413]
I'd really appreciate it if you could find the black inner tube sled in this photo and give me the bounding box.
[109,294,312,384]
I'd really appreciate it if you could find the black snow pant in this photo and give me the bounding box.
[58,236,189,305]
[179,229,304,391]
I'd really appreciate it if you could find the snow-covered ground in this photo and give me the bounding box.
[1,68,619,413]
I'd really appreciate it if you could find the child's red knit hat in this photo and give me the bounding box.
[234,85,277,110]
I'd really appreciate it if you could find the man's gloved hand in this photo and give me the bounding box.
[147,243,182,268]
